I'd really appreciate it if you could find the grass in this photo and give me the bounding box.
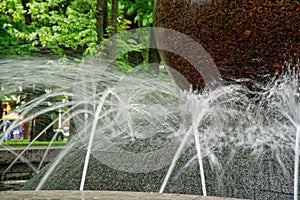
[1,139,67,148]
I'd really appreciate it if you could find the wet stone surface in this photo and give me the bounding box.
[21,143,299,199]
[154,0,300,90]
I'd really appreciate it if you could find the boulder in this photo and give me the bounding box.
[154,0,300,90]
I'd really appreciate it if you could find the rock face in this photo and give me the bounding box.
[154,0,300,90]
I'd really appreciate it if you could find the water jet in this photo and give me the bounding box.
[0,57,295,199]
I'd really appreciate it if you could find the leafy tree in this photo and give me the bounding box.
[2,0,98,56]
[0,0,160,71]
[0,0,38,58]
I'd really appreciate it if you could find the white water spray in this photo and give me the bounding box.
[1,58,300,199]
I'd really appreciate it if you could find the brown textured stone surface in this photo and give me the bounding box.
[154,0,300,90]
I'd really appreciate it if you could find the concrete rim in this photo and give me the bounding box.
[0,190,245,200]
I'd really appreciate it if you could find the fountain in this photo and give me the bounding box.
[0,56,299,199]
[0,5,299,198]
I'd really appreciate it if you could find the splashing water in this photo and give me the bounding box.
[1,57,300,199]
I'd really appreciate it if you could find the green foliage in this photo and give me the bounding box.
[116,28,151,72]
[2,0,98,56]
[123,0,154,27]
[0,0,156,64]
[90,27,152,73]
[0,10,39,58]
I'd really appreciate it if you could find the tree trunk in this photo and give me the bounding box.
[111,0,118,36]
[95,0,108,44]
[124,0,144,68]
[148,27,161,74]
[30,113,53,141]
[21,0,32,25]
[109,0,118,63]
[0,100,2,121]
